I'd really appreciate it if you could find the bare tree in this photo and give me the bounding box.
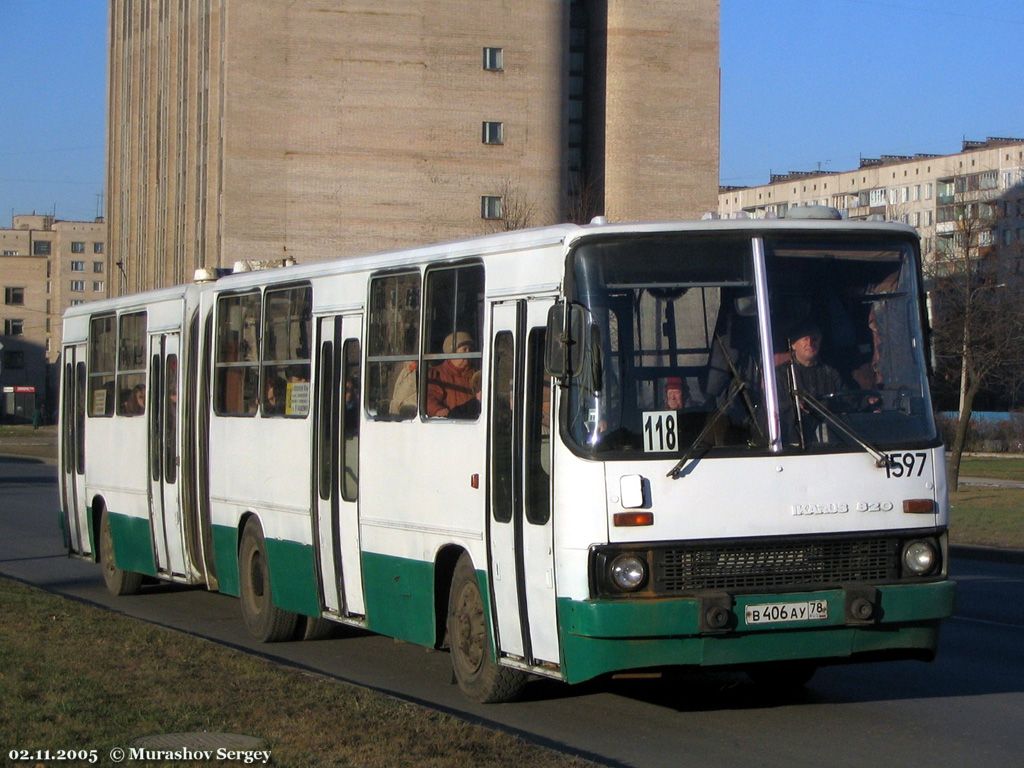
[484,177,539,233]
[926,175,1024,488]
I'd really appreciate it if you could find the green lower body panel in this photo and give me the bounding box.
[107,512,157,577]
[360,551,438,647]
[557,580,956,685]
[211,524,321,618]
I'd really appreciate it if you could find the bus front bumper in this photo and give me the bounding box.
[556,579,956,684]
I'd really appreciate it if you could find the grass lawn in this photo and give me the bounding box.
[949,487,1024,549]
[957,456,1024,482]
[0,578,594,768]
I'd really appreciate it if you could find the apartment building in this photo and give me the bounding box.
[719,137,1024,270]
[107,0,721,295]
[0,214,107,421]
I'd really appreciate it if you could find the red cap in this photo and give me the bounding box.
[665,377,683,391]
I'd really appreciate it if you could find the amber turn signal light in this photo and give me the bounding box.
[903,499,935,514]
[613,512,654,527]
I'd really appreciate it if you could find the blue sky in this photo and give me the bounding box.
[1,1,1023,224]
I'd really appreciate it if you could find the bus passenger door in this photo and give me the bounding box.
[60,343,89,555]
[147,332,187,576]
[314,315,364,617]
[487,299,559,667]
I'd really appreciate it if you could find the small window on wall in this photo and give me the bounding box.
[71,242,85,253]
[4,287,24,305]
[366,271,421,419]
[214,291,261,416]
[483,47,503,71]
[261,284,312,417]
[482,121,504,145]
[88,314,116,416]
[423,263,484,419]
[481,195,503,220]
[116,311,147,416]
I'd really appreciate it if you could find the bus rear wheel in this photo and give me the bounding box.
[447,553,527,703]
[99,509,142,596]
[239,520,298,642]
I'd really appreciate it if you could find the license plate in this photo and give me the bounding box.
[744,600,828,625]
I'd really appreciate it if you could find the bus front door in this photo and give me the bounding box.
[147,332,188,577]
[488,299,559,668]
[60,343,89,555]
[314,314,365,617]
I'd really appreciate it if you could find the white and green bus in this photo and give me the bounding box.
[59,214,956,702]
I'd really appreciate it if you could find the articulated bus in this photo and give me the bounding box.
[59,214,956,702]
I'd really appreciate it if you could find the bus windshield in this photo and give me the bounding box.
[563,231,936,457]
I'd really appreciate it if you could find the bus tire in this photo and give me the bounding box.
[238,520,298,642]
[99,509,143,596]
[447,553,527,703]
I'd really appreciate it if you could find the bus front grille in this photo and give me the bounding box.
[654,536,901,593]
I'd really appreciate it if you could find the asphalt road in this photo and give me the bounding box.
[2,456,1023,768]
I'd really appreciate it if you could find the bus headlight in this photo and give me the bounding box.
[609,553,648,592]
[902,539,939,576]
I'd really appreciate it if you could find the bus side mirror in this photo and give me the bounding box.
[545,302,585,379]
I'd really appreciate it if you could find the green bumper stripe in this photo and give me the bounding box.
[211,524,320,617]
[107,512,157,577]
[557,580,955,684]
[361,551,438,647]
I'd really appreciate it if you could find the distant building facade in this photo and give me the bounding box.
[719,137,1024,272]
[106,0,721,294]
[0,214,107,421]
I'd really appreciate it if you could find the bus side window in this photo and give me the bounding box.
[88,314,116,417]
[422,263,484,420]
[366,271,420,420]
[490,331,514,524]
[214,291,261,416]
[116,311,147,416]
[525,328,550,524]
[262,284,312,418]
[341,338,360,501]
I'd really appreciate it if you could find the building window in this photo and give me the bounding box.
[70,299,84,306]
[483,47,503,71]
[3,319,24,336]
[71,241,85,253]
[4,287,24,305]
[481,195,503,220]
[93,261,104,273]
[482,121,504,145]
[2,350,25,369]
[33,240,51,256]
[71,280,85,292]
[93,281,105,292]
[71,261,85,272]
[2,250,18,256]
[93,242,104,254]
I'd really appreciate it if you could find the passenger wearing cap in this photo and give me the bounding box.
[427,331,480,418]
[664,376,687,410]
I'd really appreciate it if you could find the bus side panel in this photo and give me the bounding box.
[360,551,438,646]
[265,537,321,618]
[107,510,158,576]
[211,523,240,597]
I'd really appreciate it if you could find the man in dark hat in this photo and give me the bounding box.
[777,320,842,446]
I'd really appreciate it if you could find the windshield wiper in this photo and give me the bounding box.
[667,335,765,479]
[787,369,890,468]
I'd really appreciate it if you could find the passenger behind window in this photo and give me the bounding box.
[427,332,479,419]
[122,384,145,416]
[389,361,418,418]
[263,376,286,415]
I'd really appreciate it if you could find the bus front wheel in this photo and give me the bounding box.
[447,553,527,703]
[238,520,298,642]
[99,509,142,596]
